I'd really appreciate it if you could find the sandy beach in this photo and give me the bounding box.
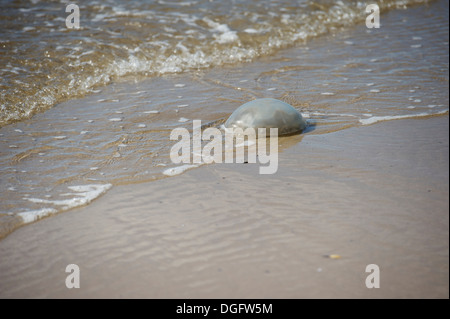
[0,0,448,300]
[0,115,448,299]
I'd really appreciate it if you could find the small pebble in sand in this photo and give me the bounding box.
[324,254,342,259]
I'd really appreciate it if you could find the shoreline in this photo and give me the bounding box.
[0,115,448,298]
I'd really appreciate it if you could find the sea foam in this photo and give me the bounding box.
[19,184,112,223]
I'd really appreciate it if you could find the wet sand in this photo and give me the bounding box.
[0,115,448,299]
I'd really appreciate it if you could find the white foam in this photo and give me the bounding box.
[203,17,238,44]
[321,92,335,96]
[235,140,256,148]
[359,110,448,125]
[163,165,198,176]
[244,28,259,34]
[18,208,58,224]
[370,89,381,93]
[411,44,422,48]
[174,83,186,88]
[177,104,189,108]
[215,31,238,44]
[109,118,122,122]
[54,136,67,140]
[309,112,357,118]
[24,184,112,211]
[178,117,189,122]
[143,110,159,114]
[138,124,147,128]
[22,26,35,32]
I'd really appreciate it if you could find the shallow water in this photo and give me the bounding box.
[0,0,442,126]
[0,0,448,238]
